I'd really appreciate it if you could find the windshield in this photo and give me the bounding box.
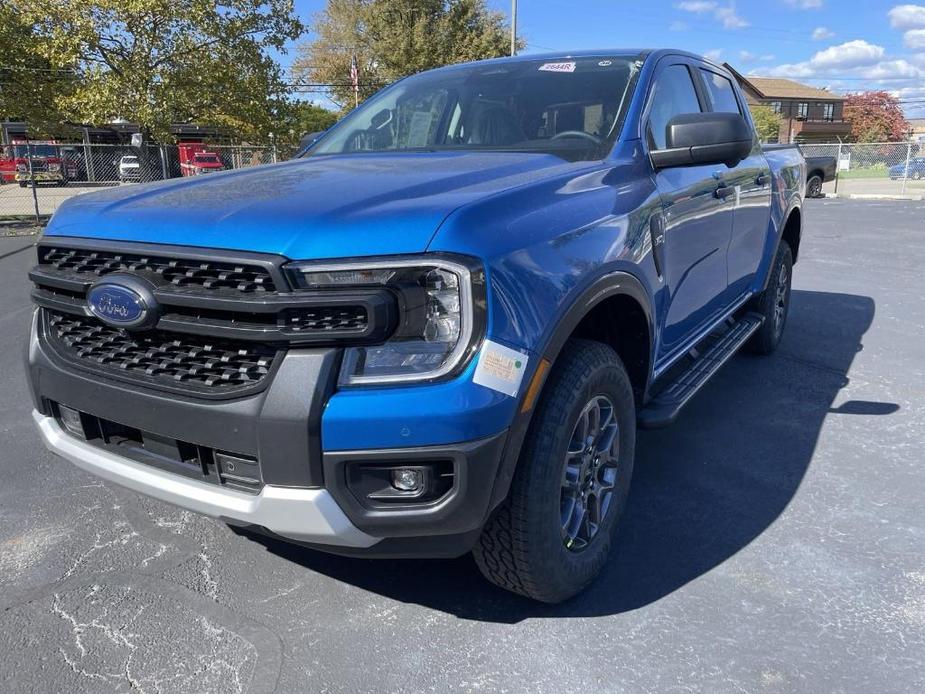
[14,144,58,157]
[195,155,220,163]
[311,56,640,161]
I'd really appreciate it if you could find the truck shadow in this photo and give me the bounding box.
[242,289,885,622]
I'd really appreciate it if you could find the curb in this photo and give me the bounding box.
[844,193,924,201]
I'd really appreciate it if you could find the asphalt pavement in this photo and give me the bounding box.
[0,200,923,693]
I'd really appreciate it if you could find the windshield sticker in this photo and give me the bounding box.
[538,61,576,73]
[474,340,529,398]
[598,60,613,67]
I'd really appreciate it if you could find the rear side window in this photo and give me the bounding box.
[647,65,702,150]
[700,70,741,114]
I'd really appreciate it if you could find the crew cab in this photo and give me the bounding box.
[27,50,804,602]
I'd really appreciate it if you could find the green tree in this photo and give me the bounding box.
[294,0,521,109]
[12,0,304,143]
[272,100,339,150]
[749,103,782,143]
[0,1,72,129]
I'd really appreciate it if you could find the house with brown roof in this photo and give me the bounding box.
[910,119,925,144]
[723,64,850,144]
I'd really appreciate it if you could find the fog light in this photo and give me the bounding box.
[390,468,423,492]
[58,405,86,439]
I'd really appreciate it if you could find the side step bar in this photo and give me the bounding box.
[638,313,764,429]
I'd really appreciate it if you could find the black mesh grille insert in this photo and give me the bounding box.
[39,246,276,293]
[46,311,278,392]
[282,306,369,333]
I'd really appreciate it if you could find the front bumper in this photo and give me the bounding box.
[27,311,513,555]
[34,411,378,548]
[16,171,64,183]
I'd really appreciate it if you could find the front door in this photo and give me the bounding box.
[646,60,734,363]
[696,67,773,298]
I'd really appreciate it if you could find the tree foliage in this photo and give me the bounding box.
[749,103,782,142]
[0,1,72,130]
[273,101,339,149]
[11,0,304,142]
[294,0,520,109]
[843,91,910,143]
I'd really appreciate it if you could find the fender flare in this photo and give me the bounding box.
[761,198,802,292]
[485,270,656,513]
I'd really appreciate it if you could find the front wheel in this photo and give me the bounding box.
[473,339,635,603]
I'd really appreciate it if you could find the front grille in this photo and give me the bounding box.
[282,306,369,334]
[46,310,278,393]
[39,246,276,293]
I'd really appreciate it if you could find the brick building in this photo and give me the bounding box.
[724,64,850,144]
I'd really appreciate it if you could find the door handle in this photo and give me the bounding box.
[756,173,771,186]
[714,185,735,200]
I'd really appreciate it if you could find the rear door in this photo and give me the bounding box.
[645,59,734,363]
[696,67,772,299]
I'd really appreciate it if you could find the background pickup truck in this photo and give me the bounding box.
[27,49,804,603]
[802,152,836,198]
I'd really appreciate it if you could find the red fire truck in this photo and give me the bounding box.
[3,140,78,186]
[178,143,225,176]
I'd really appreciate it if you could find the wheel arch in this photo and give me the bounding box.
[486,271,655,513]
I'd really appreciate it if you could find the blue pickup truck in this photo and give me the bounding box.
[27,50,804,602]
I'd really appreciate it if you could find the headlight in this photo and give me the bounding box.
[285,255,485,385]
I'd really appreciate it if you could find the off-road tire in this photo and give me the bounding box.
[473,339,636,603]
[806,174,823,198]
[747,242,793,355]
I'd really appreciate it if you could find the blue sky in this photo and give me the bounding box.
[280,1,925,116]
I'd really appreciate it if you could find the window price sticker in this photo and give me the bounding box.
[474,340,529,397]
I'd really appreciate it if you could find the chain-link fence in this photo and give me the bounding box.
[800,141,925,198]
[1,142,282,221]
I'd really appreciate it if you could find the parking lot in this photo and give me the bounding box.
[0,199,922,693]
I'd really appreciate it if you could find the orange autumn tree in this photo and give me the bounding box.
[843,91,910,142]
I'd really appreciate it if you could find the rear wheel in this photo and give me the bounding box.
[473,339,635,603]
[806,174,823,198]
[747,242,793,355]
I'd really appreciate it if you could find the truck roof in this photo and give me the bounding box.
[427,48,722,74]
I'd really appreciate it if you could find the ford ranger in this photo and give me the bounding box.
[26,50,804,603]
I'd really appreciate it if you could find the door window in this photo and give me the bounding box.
[647,65,702,150]
[699,70,741,114]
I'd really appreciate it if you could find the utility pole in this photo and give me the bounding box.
[511,0,517,56]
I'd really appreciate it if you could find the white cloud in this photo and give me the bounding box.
[812,27,835,40]
[715,6,749,28]
[704,48,724,61]
[676,0,717,11]
[812,40,885,69]
[760,54,777,61]
[904,28,925,48]
[761,40,923,81]
[739,50,755,62]
[675,2,749,29]
[786,0,823,8]
[888,4,925,29]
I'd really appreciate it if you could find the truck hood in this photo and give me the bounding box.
[46,152,579,259]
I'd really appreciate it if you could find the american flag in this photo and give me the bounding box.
[350,54,359,95]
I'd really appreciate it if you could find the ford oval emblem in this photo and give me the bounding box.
[87,283,148,328]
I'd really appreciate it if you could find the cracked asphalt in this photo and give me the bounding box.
[1,199,923,693]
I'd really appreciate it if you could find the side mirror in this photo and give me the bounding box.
[651,112,753,169]
[299,130,326,151]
